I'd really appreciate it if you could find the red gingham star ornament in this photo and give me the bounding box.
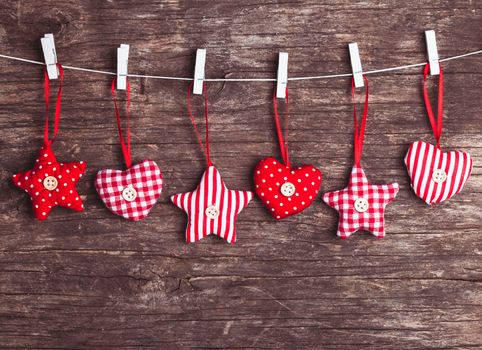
[95,79,163,221]
[12,65,87,220]
[254,89,322,220]
[404,65,473,205]
[170,84,253,243]
[323,165,399,239]
[323,77,399,239]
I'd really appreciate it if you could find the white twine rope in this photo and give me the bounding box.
[0,49,481,82]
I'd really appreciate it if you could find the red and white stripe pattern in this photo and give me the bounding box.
[171,166,253,244]
[95,160,163,221]
[404,141,473,205]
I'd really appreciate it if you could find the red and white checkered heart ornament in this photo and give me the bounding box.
[95,160,163,221]
[254,157,322,220]
[404,141,472,205]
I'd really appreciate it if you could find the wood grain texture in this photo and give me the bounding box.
[0,1,481,349]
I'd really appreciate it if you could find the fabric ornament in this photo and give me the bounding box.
[323,76,399,239]
[95,79,163,221]
[404,64,472,205]
[170,84,253,243]
[253,89,322,220]
[12,65,87,220]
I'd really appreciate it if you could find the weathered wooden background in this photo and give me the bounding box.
[0,1,481,349]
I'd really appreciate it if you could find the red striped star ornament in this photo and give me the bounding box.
[171,166,253,243]
[171,83,253,243]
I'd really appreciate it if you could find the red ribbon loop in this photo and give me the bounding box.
[43,64,64,145]
[187,83,212,167]
[273,88,290,168]
[423,63,444,148]
[111,78,132,169]
[352,76,369,167]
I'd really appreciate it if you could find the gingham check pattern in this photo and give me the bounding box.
[323,165,399,239]
[404,141,472,205]
[95,160,163,221]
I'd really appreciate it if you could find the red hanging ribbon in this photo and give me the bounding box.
[43,64,64,145]
[187,83,212,167]
[423,63,444,148]
[352,75,369,167]
[111,78,132,169]
[273,88,290,168]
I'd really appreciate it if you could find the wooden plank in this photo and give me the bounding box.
[0,1,481,349]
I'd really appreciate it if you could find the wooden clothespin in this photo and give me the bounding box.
[193,49,206,95]
[425,30,440,75]
[348,42,364,88]
[117,44,130,90]
[41,34,58,80]
[276,52,289,98]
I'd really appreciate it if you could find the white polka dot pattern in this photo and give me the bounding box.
[253,157,322,220]
[12,143,86,220]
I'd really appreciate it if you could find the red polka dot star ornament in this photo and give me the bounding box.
[253,89,322,220]
[170,85,253,244]
[323,77,399,239]
[95,79,163,221]
[404,64,472,205]
[12,65,87,220]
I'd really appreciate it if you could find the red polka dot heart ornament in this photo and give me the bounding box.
[12,65,87,220]
[404,65,473,205]
[170,85,253,244]
[253,89,322,220]
[323,77,399,239]
[94,79,163,221]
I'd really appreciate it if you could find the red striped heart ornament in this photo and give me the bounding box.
[404,141,472,205]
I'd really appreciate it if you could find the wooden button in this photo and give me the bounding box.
[205,205,219,219]
[432,169,447,183]
[43,176,58,191]
[354,197,369,213]
[122,186,137,202]
[280,182,295,197]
